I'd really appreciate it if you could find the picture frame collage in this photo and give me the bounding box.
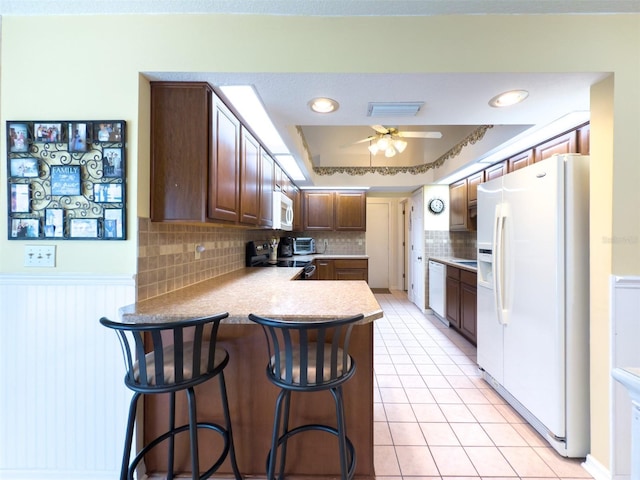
[7,120,126,240]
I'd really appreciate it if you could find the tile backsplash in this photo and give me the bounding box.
[425,230,477,260]
[136,218,366,301]
[299,231,366,256]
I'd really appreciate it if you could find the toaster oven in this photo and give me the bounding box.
[293,237,316,255]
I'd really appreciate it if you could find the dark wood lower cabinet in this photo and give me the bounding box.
[460,277,477,342]
[445,266,477,345]
[445,268,461,329]
[315,258,335,280]
[314,258,368,283]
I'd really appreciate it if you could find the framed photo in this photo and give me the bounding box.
[10,184,31,213]
[8,122,30,153]
[94,183,123,203]
[44,209,64,238]
[34,123,62,143]
[68,122,89,152]
[94,122,123,143]
[10,157,39,178]
[102,148,123,178]
[103,209,123,239]
[51,165,81,196]
[10,218,39,238]
[70,218,98,238]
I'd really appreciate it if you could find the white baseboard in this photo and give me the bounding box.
[583,454,612,480]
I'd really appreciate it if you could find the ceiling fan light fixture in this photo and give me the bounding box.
[308,97,339,113]
[368,143,379,155]
[489,89,529,108]
[376,135,391,151]
[384,146,397,158]
[393,138,408,153]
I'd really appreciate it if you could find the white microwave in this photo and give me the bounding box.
[273,191,293,231]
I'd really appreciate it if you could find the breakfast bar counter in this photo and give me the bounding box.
[119,267,383,479]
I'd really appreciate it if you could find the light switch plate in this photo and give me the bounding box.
[24,245,56,267]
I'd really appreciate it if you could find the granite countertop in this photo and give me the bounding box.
[120,266,382,325]
[429,256,478,272]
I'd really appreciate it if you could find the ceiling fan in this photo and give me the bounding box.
[352,125,442,157]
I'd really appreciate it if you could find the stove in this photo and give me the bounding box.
[252,259,311,268]
[246,241,310,268]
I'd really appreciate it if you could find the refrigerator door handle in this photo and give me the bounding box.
[494,204,509,325]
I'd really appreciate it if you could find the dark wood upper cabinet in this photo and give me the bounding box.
[239,127,260,226]
[466,171,484,208]
[150,82,211,222]
[484,161,507,182]
[534,130,577,163]
[449,179,469,231]
[577,123,590,155]
[335,191,367,231]
[303,190,367,231]
[303,191,334,231]
[291,186,303,232]
[508,150,534,173]
[259,150,274,228]
[209,95,241,222]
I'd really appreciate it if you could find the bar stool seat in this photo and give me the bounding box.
[100,313,242,480]
[248,313,364,480]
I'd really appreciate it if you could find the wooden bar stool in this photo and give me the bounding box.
[100,313,242,480]
[248,313,364,480]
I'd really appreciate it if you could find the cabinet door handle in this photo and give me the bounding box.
[417,256,423,260]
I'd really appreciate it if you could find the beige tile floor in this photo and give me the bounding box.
[372,290,593,480]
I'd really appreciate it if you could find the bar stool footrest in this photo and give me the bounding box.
[129,422,233,480]
[267,423,356,480]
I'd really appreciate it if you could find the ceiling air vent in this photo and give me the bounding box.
[367,102,425,117]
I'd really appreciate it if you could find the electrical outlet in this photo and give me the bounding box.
[24,245,56,267]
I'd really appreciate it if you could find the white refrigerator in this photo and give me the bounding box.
[476,153,590,458]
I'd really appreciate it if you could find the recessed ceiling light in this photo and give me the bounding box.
[308,97,339,113]
[489,90,529,108]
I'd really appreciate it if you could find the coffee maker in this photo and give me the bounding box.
[277,236,294,257]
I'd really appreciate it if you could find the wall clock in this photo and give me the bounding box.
[428,197,445,215]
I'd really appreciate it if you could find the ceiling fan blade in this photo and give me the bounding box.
[341,136,376,148]
[398,131,442,139]
[371,125,389,134]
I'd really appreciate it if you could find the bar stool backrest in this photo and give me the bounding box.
[248,313,364,391]
[100,313,229,394]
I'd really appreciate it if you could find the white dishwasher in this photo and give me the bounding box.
[428,260,448,325]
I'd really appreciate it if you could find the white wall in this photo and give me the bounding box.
[0,13,638,475]
[0,275,135,479]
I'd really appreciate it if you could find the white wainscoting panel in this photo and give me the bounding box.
[611,275,640,480]
[0,274,135,479]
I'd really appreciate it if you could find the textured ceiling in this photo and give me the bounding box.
[4,1,635,190]
[2,0,639,16]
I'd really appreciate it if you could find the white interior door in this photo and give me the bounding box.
[366,201,390,289]
[409,189,425,311]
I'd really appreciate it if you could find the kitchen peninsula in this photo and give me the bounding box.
[119,267,383,478]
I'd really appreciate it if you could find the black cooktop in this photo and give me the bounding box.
[253,259,310,268]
